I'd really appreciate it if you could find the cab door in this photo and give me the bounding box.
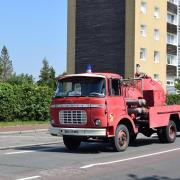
[106,78,127,134]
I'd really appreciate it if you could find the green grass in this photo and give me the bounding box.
[0,120,49,127]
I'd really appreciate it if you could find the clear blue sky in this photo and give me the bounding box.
[0,0,67,80]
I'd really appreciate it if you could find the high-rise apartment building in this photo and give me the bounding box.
[178,0,180,79]
[67,0,174,90]
[167,0,178,91]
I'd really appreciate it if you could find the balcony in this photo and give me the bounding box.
[167,1,177,14]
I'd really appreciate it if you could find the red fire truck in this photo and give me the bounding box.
[49,72,180,151]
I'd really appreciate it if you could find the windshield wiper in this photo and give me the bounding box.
[89,92,104,97]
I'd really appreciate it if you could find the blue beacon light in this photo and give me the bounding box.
[86,64,92,73]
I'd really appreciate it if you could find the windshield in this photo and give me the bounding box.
[55,77,106,97]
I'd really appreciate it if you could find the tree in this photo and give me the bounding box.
[49,67,55,79]
[0,46,13,81]
[38,58,50,84]
[7,73,34,85]
[49,67,56,89]
[175,79,180,90]
[38,58,56,89]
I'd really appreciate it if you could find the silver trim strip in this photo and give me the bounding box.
[49,127,106,137]
[51,104,105,108]
[64,73,106,78]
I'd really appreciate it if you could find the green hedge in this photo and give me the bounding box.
[0,83,53,121]
[166,94,180,105]
[0,82,179,122]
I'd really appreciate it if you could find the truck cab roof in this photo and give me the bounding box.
[59,73,122,80]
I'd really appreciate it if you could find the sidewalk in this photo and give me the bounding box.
[0,124,50,134]
[0,124,60,150]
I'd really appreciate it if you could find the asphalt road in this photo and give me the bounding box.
[0,133,180,180]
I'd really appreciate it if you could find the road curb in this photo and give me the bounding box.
[0,129,49,135]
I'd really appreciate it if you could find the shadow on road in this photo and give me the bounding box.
[128,174,179,180]
[14,137,161,154]
[130,137,159,147]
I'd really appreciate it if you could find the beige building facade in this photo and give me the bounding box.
[126,0,167,89]
[67,0,169,90]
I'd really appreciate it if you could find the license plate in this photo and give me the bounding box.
[63,129,79,135]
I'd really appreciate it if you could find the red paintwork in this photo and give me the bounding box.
[51,72,180,137]
[149,105,180,128]
[140,77,166,107]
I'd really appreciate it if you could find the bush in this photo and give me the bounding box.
[166,94,180,105]
[0,83,53,121]
[0,83,17,121]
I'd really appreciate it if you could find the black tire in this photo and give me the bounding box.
[114,124,129,152]
[157,128,165,143]
[129,133,137,144]
[63,136,81,151]
[157,120,177,143]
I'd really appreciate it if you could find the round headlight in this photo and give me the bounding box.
[95,119,101,126]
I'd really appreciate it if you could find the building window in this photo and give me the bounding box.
[168,0,177,4]
[154,7,160,18]
[154,51,160,63]
[140,2,147,14]
[167,33,177,45]
[140,48,146,60]
[167,54,177,65]
[154,29,160,40]
[154,74,159,81]
[140,25,146,37]
[167,12,177,25]
[167,80,174,86]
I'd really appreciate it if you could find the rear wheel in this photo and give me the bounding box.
[63,136,81,151]
[157,120,177,143]
[114,124,129,152]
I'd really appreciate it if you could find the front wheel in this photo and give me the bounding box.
[114,124,129,152]
[63,136,81,151]
[157,120,177,143]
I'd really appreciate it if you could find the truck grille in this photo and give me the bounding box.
[59,110,87,125]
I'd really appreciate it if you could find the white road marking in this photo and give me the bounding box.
[5,150,35,155]
[4,146,59,155]
[80,147,180,169]
[15,176,41,180]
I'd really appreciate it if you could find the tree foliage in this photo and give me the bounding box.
[175,79,180,90]
[0,47,60,122]
[0,46,13,81]
[38,58,56,89]
[0,83,53,121]
[7,73,34,85]
[166,94,180,105]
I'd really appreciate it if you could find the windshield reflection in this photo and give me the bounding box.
[55,77,106,98]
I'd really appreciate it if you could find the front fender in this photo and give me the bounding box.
[114,114,138,134]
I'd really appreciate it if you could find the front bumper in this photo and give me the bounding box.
[49,127,106,137]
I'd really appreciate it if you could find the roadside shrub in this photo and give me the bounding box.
[0,83,53,121]
[0,83,17,121]
[166,94,180,105]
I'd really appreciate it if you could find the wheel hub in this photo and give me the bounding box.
[169,124,175,139]
[118,131,127,146]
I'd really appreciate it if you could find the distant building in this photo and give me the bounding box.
[167,0,178,91]
[178,0,180,79]
[67,0,179,90]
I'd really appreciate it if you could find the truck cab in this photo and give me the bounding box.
[49,73,137,151]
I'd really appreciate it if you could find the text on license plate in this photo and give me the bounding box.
[64,130,79,134]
